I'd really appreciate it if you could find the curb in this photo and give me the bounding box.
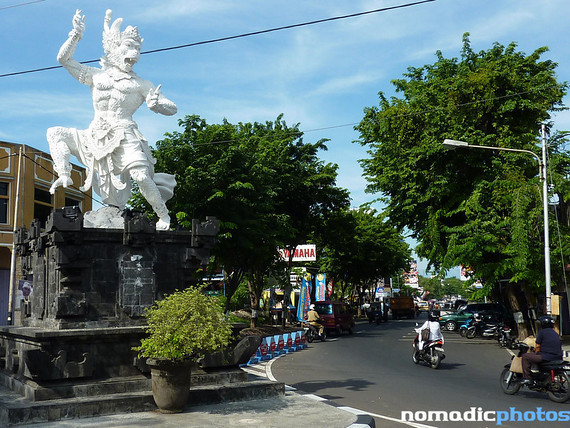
[246,327,375,427]
[241,331,307,367]
[294,391,375,428]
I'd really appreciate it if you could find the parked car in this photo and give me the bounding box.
[314,301,355,335]
[453,299,468,309]
[416,301,429,312]
[439,302,509,331]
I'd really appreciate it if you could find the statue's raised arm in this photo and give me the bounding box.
[57,10,92,84]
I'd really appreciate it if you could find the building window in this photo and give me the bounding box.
[34,187,53,227]
[65,197,81,209]
[0,182,8,224]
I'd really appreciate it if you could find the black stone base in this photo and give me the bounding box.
[0,326,147,386]
[0,376,281,426]
[0,366,248,403]
[16,208,220,331]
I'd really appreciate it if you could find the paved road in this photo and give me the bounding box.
[266,315,570,428]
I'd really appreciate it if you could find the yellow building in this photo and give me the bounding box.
[0,141,92,325]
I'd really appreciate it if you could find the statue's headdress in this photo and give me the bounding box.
[102,9,142,54]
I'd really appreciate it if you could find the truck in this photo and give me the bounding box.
[389,296,416,319]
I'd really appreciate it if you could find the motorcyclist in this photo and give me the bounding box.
[307,304,324,336]
[417,312,444,351]
[521,315,563,385]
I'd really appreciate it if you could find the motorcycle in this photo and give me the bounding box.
[366,302,384,325]
[459,315,475,337]
[500,342,570,403]
[497,322,516,349]
[465,313,500,339]
[412,325,446,369]
[303,320,326,343]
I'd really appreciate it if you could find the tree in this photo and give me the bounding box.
[356,34,568,335]
[442,277,468,297]
[418,276,468,299]
[133,114,349,327]
[418,275,443,299]
[317,207,412,306]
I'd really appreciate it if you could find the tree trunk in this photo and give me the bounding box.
[248,269,266,328]
[223,269,244,314]
[505,283,529,339]
[281,283,292,327]
[356,285,364,318]
[281,250,296,328]
[247,278,259,328]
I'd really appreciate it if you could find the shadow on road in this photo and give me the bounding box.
[292,377,375,399]
[433,362,466,370]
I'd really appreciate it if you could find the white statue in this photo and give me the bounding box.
[47,9,177,230]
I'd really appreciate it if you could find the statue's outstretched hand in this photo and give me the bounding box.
[70,9,86,38]
[147,84,162,111]
[49,175,74,195]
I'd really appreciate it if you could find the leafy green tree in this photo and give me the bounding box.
[133,114,348,327]
[356,34,568,335]
[317,207,412,306]
[442,277,469,297]
[418,276,469,299]
[418,275,443,299]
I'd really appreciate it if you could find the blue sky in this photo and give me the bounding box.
[1,0,570,275]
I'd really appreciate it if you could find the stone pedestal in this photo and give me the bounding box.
[0,207,219,400]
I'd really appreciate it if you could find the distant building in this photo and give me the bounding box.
[0,141,92,325]
[403,260,419,289]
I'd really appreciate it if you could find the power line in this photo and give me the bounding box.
[141,0,436,55]
[0,0,436,78]
[303,83,561,133]
[147,83,558,150]
[0,0,44,10]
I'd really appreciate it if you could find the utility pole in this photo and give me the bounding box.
[541,124,552,315]
[7,146,23,325]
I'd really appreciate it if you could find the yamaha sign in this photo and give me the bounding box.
[278,244,317,262]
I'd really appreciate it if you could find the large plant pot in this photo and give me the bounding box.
[146,358,192,413]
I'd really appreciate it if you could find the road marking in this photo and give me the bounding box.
[266,355,280,382]
[398,338,494,344]
[266,354,439,428]
[241,364,267,378]
[339,407,438,428]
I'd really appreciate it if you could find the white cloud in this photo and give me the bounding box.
[0,91,89,121]
[309,72,382,97]
[131,0,244,22]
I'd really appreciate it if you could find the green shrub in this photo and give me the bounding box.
[133,286,233,362]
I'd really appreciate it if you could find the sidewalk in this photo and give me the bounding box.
[16,388,375,428]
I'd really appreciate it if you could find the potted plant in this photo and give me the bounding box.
[133,286,233,413]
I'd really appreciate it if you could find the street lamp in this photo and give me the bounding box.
[442,126,551,314]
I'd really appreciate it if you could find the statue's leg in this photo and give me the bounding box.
[47,126,76,193]
[129,166,170,230]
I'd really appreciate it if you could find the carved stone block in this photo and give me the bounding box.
[24,349,94,381]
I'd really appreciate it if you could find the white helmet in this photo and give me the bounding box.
[309,304,315,310]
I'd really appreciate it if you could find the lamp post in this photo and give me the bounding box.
[442,127,551,314]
